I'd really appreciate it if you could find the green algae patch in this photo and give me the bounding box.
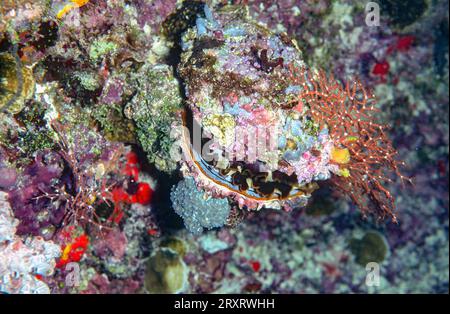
[350,231,389,266]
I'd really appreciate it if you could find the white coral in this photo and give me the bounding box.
[0,192,61,294]
[0,192,18,243]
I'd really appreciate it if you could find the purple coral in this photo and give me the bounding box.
[135,0,177,32]
[8,151,66,239]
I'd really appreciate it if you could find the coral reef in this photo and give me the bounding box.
[0,0,447,295]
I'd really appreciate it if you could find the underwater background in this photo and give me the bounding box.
[0,0,448,294]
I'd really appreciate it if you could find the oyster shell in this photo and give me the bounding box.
[175,5,339,211]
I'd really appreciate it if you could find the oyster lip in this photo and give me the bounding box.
[178,111,318,211]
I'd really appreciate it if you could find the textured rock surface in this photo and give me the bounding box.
[171,177,230,234]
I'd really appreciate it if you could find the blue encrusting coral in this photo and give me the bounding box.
[171,178,230,235]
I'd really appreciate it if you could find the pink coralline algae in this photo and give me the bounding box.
[0,167,17,190]
[81,273,141,294]
[93,229,128,261]
[135,0,178,32]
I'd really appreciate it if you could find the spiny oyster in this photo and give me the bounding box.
[174,5,339,211]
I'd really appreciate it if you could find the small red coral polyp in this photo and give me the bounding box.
[112,187,130,203]
[56,234,89,268]
[250,260,261,272]
[126,152,139,166]
[131,182,153,205]
[372,61,390,76]
[111,152,153,208]
[387,35,415,54]
[123,152,140,181]
[69,235,89,261]
[112,182,153,206]
[395,36,415,52]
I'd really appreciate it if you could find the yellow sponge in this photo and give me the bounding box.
[331,147,351,164]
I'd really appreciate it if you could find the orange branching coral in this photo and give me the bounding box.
[287,64,411,222]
